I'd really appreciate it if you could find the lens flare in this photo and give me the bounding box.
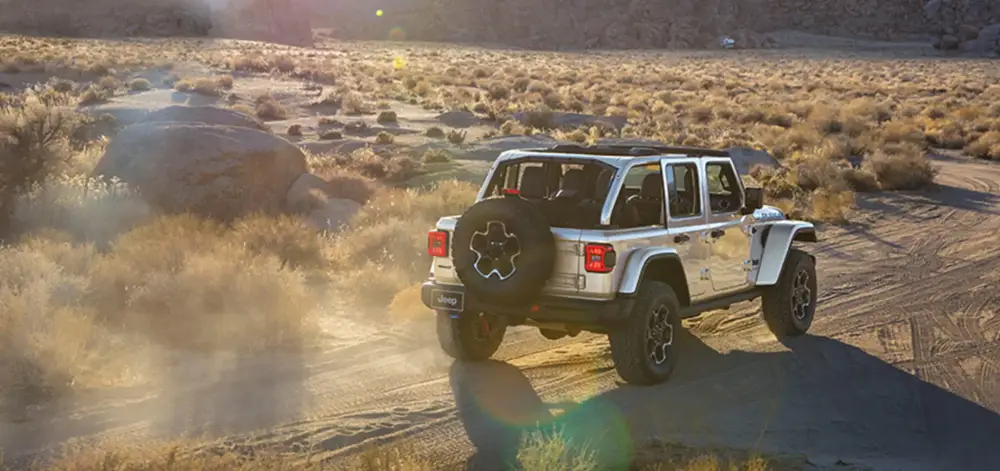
[376,9,383,16]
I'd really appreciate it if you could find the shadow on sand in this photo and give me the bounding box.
[449,330,1000,471]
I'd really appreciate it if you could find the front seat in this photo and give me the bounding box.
[549,169,587,226]
[626,173,664,226]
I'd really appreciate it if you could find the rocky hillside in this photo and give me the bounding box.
[0,0,311,45]
[0,0,997,52]
[315,0,1000,49]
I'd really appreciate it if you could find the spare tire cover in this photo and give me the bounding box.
[452,195,557,306]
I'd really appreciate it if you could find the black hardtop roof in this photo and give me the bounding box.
[524,144,732,158]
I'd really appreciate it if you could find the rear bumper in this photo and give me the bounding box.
[421,281,634,326]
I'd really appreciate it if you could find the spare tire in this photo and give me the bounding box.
[453,195,556,306]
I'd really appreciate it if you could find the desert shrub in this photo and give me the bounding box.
[128,78,152,91]
[0,246,129,396]
[231,214,327,270]
[329,180,477,306]
[255,94,287,120]
[377,110,398,123]
[317,148,421,183]
[517,428,599,471]
[0,98,83,232]
[313,168,379,205]
[319,130,343,140]
[342,91,368,114]
[447,129,467,145]
[966,131,1000,160]
[422,148,451,163]
[866,146,938,190]
[121,244,316,351]
[11,175,151,247]
[524,107,556,129]
[376,131,395,145]
[809,188,855,223]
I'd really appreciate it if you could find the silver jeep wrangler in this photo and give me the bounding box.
[421,144,818,385]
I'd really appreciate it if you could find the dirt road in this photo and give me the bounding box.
[3,154,1000,470]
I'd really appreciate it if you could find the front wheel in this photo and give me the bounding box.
[608,281,682,385]
[761,248,817,338]
[436,312,506,361]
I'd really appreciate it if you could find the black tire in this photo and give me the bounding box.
[608,281,682,385]
[761,248,817,338]
[436,311,507,361]
[452,196,556,306]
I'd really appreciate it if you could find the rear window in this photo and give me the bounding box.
[481,157,617,228]
[484,158,615,202]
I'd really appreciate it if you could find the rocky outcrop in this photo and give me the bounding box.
[934,23,1000,54]
[93,121,307,220]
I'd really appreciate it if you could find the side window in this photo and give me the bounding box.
[705,162,743,214]
[612,164,662,228]
[665,163,701,219]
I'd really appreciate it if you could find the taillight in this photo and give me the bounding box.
[428,231,449,257]
[584,243,616,273]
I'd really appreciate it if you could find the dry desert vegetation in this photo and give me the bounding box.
[0,31,998,471]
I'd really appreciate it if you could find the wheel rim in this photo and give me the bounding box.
[791,269,812,321]
[647,304,674,365]
[469,221,521,280]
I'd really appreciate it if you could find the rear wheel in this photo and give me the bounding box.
[436,312,506,361]
[608,281,682,385]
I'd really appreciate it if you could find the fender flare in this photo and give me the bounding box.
[754,221,817,286]
[617,246,683,295]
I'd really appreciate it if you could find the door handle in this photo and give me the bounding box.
[674,234,690,243]
[710,229,725,238]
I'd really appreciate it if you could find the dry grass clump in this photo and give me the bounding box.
[173,75,235,96]
[309,148,422,183]
[329,180,477,306]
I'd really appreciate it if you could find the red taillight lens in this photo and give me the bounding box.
[428,231,449,257]
[584,243,616,273]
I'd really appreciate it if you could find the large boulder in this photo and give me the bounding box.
[136,105,269,132]
[93,122,307,219]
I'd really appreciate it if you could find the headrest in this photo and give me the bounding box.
[594,169,613,200]
[519,166,547,199]
[640,172,663,199]
[554,168,586,199]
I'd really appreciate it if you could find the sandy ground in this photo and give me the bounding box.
[2,154,999,470]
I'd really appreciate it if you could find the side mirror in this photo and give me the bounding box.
[741,187,764,215]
